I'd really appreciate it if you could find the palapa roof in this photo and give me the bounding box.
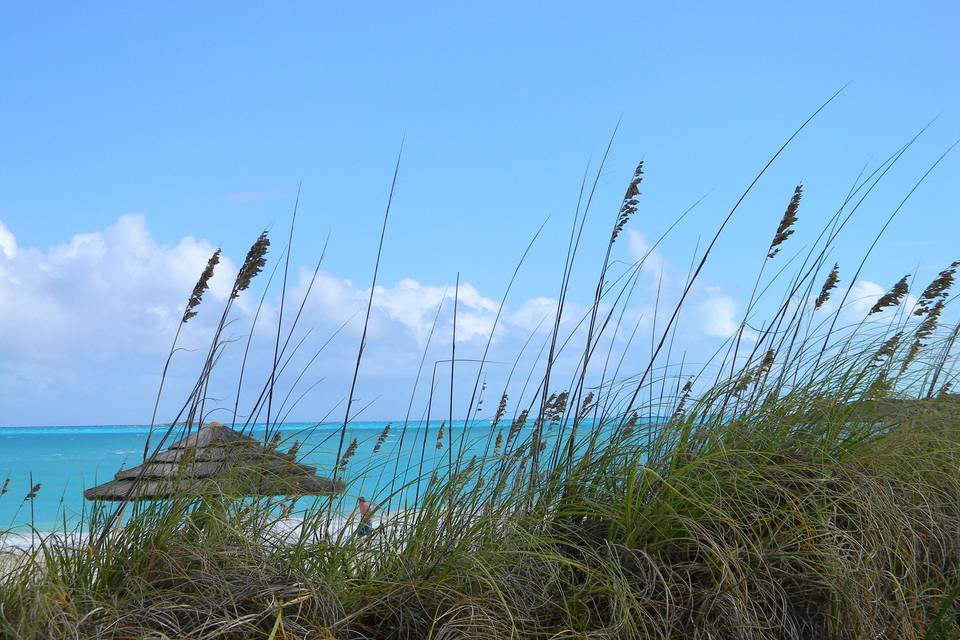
[84,422,344,501]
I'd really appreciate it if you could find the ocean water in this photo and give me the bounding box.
[0,421,501,533]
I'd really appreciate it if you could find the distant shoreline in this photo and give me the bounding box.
[0,419,484,431]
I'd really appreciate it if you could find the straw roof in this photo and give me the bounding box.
[84,422,344,501]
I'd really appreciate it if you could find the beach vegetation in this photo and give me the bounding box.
[2,114,960,639]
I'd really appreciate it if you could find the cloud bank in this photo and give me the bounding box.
[0,214,899,426]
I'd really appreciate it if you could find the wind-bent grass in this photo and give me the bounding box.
[2,119,960,638]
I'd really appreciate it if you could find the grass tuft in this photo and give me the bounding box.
[3,134,960,639]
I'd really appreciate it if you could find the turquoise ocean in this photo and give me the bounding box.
[0,421,502,533]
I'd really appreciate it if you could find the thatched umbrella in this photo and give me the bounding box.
[84,422,344,501]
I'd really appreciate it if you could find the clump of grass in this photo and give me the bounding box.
[4,129,960,640]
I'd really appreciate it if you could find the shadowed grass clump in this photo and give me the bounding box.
[3,124,960,639]
[5,394,960,639]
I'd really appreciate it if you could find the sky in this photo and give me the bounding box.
[1,2,958,426]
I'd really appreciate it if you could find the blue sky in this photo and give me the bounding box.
[1,2,958,425]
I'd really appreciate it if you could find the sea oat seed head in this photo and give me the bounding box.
[916,300,945,341]
[435,422,446,450]
[815,263,840,309]
[544,391,568,422]
[866,372,892,399]
[231,232,270,299]
[672,379,694,421]
[338,438,358,470]
[611,162,644,244]
[622,411,638,438]
[373,423,391,453]
[870,275,910,315]
[491,393,508,429]
[732,370,755,396]
[760,349,776,374]
[507,410,529,443]
[768,185,802,259]
[915,260,959,316]
[183,249,221,323]
[24,483,41,501]
[577,391,595,421]
[875,332,902,360]
[268,432,282,449]
[286,440,300,460]
[901,340,922,373]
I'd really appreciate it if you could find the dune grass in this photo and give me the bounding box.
[2,124,960,638]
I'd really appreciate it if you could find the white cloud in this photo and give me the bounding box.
[847,280,885,316]
[0,220,17,259]
[0,215,236,362]
[699,291,739,338]
[0,216,536,424]
[371,279,499,344]
[510,296,558,331]
[626,229,666,283]
[0,215,759,425]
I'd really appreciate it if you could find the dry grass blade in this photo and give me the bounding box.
[9,120,960,640]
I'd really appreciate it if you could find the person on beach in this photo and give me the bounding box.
[356,496,374,536]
